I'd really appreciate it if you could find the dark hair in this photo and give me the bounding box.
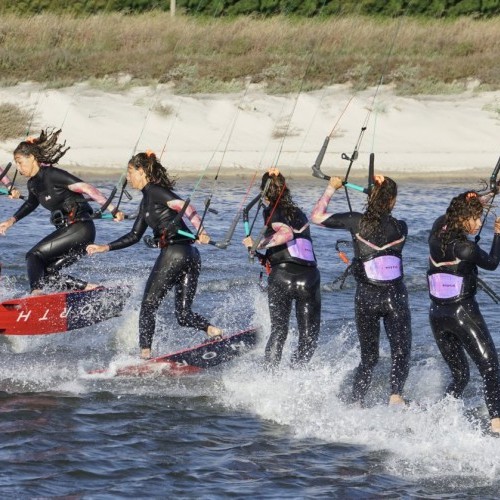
[439,190,484,255]
[260,170,299,220]
[14,129,69,165]
[359,175,398,236]
[129,151,176,189]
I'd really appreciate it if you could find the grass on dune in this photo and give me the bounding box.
[0,13,498,95]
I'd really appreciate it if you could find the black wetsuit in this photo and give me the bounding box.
[12,166,95,291]
[261,206,321,368]
[322,212,412,402]
[107,183,210,350]
[428,215,500,418]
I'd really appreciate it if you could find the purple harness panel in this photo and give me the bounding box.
[363,255,402,281]
[428,273,463,299]
[287,238,315,262]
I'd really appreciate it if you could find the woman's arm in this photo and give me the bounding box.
[457,217,500,270]
[257,222,294,249]
[68,181,121,217]
[0,191,39,234]
[88,212,148,255]
[310,177,343,225]
[167,199,210,243]
[7,190,40,225]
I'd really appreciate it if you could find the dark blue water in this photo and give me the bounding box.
[1,175,500,498]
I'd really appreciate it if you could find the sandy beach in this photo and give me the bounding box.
[0,80,498,179]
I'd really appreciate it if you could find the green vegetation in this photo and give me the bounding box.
[0,13,498,94]
[0,0,498,17]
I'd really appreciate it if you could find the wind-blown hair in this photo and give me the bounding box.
[359,175,398,236]
[14,129,69,165]
[129,151,176,190]
[260,170,299,221]
[438,190,484,255]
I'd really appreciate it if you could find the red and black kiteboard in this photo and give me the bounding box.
[88,326,260,377]
[0,285,130,335]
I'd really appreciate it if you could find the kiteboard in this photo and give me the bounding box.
[0,285,131,335]
[88,326,260,377]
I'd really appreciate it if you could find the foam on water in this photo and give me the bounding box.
[218,304,500,488]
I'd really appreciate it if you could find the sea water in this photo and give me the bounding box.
[0,175,499,498]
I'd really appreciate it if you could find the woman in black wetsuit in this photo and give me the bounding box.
[0,129,121,294]
[87,151,222,359]
[242,168,321,368]
[428,190,500,434]
[311,175,411,406]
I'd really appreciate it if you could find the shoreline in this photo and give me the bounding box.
[54,165,491,184]
[7,162,491,182]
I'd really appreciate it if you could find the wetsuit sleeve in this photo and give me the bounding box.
[455,236,500,271]
[311,185,337,225]
[0,168,11,187]
[12,190,39,222]
[322,212,361,232]
[310,182,361,232]
[108,212,148,251]
[259,222,294,249]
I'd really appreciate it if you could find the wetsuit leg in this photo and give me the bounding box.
[139,244,210,350]
[459,301,500,418]
[431,300,500,418]
[139,248,176,350]
[26,221,96,291]
[173,247,211,331]
[353,283,382,402]
[382,283,412,396]
[266,265,293,367]
[429,305,470,398]
[291,266,321,367]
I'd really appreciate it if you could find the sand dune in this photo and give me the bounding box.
[0,81,499,179]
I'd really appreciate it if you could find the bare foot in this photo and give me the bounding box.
[140,348,151,360]
[30,289,44,296]
[207,326,223,338]
[84,283,99,291]
[491,417,500,434]
[389,394,406,406]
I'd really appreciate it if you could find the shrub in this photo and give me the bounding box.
[0,103,32,141]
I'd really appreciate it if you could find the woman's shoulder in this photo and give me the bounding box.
[430,214,446,232]
[454,237,477,259]
[390,215,408,233]
[148,184,185,207]
[281,206,309,227]
[147,183,175,195]
[42,165,82,183]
